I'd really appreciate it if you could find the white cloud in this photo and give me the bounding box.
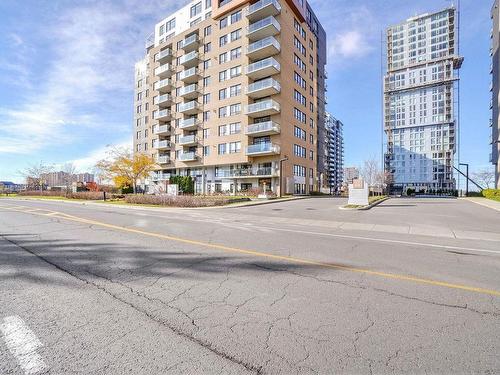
[0,0,178,156]
[329,30,373,60]
[66,140,132,173]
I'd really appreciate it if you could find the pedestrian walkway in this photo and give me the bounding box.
[464,197,500,212]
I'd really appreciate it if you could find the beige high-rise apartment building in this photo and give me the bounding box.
[133,0,327,195]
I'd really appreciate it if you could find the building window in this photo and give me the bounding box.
[229,122,241,134]
[203,145,210,156]
[190,2,202,18]
[229,65,241,78]
[219,106,228,118]
[204,42,212,53]
[230,84,241,97]
[220,35,228,46]
[230,10,242,24]
[203,111,210,121]
[219,70,227,82]
[230,47,241,60]
[293,144,306,158]
[220,17,228,29]
[204,25,212,36]
[203,93,211,104]
[219,124,227,136]
[203,59,211,69]
[229,103,241,116]
[294,126,306,140]
[219,52,228,64]
[218,143,227,154]
[230,28,241,42]
[203,128,210,139]
[229,141,241,153]
[219,88,227,100]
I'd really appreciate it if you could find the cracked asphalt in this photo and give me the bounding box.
[0,197,499,374]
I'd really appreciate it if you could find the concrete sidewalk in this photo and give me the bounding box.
[464,197,500,212]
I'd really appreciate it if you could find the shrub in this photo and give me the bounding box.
[124,194,250,207]
[169,176,194,194]
[406,188,415,196]
[18,191,105,200]
[482,189,500,198]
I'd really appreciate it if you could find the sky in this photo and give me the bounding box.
[0,0,494,183]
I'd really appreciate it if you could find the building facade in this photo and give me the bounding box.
[324,112,343,194]
[133,0,327,195]
[384,8,463,193]
[491,0,500,189]
[344,167,359,185]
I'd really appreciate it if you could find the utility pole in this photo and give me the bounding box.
[459,162,469,196]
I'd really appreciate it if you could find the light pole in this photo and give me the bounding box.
[279,156,288,198]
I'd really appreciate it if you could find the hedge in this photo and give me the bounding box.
[124,194,249,207]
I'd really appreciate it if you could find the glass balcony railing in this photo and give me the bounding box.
[178,101,200,112]
[153,140,171,149]
[152,172,171,180]
[245,99,280,115]
[179,84,198,96]
[153,94,172,105]
[247,16,280,37]
[179,117,199,129]
[154,125,170,134]
[245,121,280,135]
[246,142,280,155]
[180,34,199,50]
[247,0,281,20]
[247,36,280,56]
[156,156,170,164]
[180,51,199,65]
[156,48,173,62]
[178,135,197,145]
[153,78,172,91]
[215,167,278,178]
[246,77,281,95]
[178,152,197,161]
[179,67,200,80]
[246,57,280,77]
[154,109,171,119]
[154,63,173,77]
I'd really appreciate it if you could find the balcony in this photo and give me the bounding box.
[178,152,198,161]
[179,67,201,84]
[247,0,281,22]
[178,84,200,100]
[180,34,200,52]
[178,100,201,115]
[247,16,280,41]
[245,99,280,117]
[178,135,198,146]
[179,51,200,68]
[215,166,279,178]
[247,36,280,60]
[156,156,171,165]
[154,125,171,135]
[179,117,200,130]
[154,78,173,93]
[246,57,280,80]
[156,48,173,63]
[246,77,280,98]
[153,94,172,107]
[152,172,171,181]
[154,63,174,78]
[154,109,172,121]
[246,142,280,156]
[245,121,280,136]
[153,140,172,150]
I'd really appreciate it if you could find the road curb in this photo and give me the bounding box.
[222,196,309,208]
[462,197,500,212]
[339,197,390,211]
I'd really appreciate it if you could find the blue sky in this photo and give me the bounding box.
[0,0,493,183]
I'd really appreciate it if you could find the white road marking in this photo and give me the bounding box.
[0,316,47,375]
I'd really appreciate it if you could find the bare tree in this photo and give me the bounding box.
[20,161,54,193]
[360,156,381,188]
[472,168,495,189]
[61,163,77,195]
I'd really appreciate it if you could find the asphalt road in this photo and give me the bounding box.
[0,197,499,374]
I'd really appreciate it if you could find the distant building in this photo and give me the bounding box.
[0,181,24,192]
[384,7,463,193]
[74,173,95,183]
[38,172,95,188]
[344,167,359,185]
[491,0,500,188]
[324,113,344,194]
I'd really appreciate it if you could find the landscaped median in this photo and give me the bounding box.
[340,195,389,210]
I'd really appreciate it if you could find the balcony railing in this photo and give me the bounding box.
[153,140,171,149]
[178,101,201,114]
[154,78,173,92]
[179,67,200,83]
[153,94,172,106]
[178,135,198,145]
[178,152,197,161]
[247,0,281,21]
[154,125,170,135]
[246,57,280,79]
[154,63,173,78]
[245,121,280,135]
[180,34,200,51]
[246,36,280,59]
[179,51,199,67]
[154,109,172,120]
[246,77,280,98]
[156,156,170,164]
[178,84,199,98]
[246,142,280,155]
[247,16,280,40]
[245,99,280,117]
[155,48,173,62]
[179,117,200,130]
[215,167,278,178]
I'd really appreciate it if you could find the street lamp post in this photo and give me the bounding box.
[279,156,288,198]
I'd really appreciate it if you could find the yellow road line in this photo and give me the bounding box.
[2,205,500,297]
